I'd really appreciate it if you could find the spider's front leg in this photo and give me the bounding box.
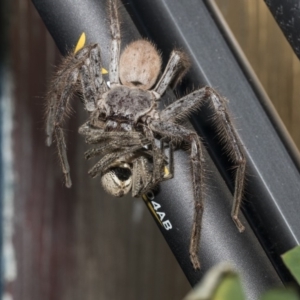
[46,44,107,187]
[149,120,204,269]
[87,142,148,179]
[160,86,246,232]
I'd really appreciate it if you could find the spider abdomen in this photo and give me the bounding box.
[119,40,162,90]
[104,86,154,122]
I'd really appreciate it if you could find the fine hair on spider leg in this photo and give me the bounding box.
[45,0,247,270]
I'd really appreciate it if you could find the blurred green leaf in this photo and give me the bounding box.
[212,274,244,300]
[261,288,300,300]
[183,263,245,300]
[282,245,300,285]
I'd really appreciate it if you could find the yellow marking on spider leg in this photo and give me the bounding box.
[142,195,162,225]
[74,32,108,75]
[74,32,86,54]
[164,166,170,177]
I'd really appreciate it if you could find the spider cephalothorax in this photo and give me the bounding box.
[45,0,246,269]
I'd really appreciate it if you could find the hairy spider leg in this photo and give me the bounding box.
[84,138,146,160]
[80,45,108,111]
[108,0,121,87]
[51,69,79,187]
[85,131,143,144]
[132,156,153,197]
[88,144,147,178]
[46,46,93,146]
[153,50,190,97]
[80,122,168,197]
[142,146,166,193]
[78,121,147,155]
[46,68,79,147]
[132,147,166,197]
[161,86,246,232]
[78,121,163,196]
[208,89,246,232]
[149,120,204,269]
[89,46,109,94]
[131,146,167,198]
[79,121,142,139]
[137,128,170,192]
[55,127,72,187]
[46,45,107,187]
[85,131,144,143]
[160,137,174,179]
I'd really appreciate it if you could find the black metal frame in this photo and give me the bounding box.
[31,0,300,298]
[264,0,300,60]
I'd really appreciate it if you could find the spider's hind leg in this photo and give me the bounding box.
[207,88,246,232]
[161,86,246,232]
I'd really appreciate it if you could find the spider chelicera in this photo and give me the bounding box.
[45,0,246,269]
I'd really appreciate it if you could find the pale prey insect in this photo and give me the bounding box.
[45,0,246,269]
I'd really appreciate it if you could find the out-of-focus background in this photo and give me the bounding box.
[0,0,299,299]
[215,0,300,149]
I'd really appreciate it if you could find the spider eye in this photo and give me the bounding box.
[101,164,132,197]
